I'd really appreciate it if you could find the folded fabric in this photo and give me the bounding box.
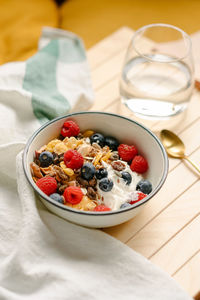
[0,27,192,300]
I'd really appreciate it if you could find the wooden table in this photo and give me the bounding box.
[87,27,200,299]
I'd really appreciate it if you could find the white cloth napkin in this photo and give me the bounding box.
[0,28,192,299]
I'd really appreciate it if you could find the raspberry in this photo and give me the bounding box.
[130,155,148,173]
[36,176,57,196]
[64,150,84,169]
[93,205,111,212]
[63,186,83,204]
[118,144,138,161]
[61,120,80,137]
[130,192,147,204]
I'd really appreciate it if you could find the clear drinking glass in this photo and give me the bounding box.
[119,23,194,119]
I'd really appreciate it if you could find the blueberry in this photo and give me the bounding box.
[104,136,119,151]
[121,172,132,185]
[90,133,105,147]
[120,202,132,209]
[99,178,113,192]
[50,193,64,204]
[81,163,96,180]
[95,168,108,180]
[39,151,54,167]
[136,179,152,194]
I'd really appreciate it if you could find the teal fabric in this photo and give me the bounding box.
[23,39,70,124]
[59,38,86,63]
[23,38,85,125]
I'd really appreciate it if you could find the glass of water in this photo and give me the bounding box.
[119,23,194,119]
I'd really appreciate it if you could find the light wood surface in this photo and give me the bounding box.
[87,27,200,298]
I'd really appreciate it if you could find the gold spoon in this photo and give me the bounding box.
[160,129,200,173]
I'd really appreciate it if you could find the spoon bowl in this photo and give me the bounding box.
[160,129,200,173]
[160,130,186,158]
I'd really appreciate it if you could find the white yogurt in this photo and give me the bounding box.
[96,161,142,210]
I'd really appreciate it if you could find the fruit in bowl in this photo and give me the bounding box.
[23,112,168,228]
[30,119,152,212]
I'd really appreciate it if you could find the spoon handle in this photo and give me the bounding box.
[184,156,200,173]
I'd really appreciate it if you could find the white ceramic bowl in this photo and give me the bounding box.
[23,112,168,228]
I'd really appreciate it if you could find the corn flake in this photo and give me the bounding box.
[64,137,76,148]
[63,136,83,150]
[54,142,68,155]
[46,139,61,152]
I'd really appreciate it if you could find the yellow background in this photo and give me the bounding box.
[0,0,199,63]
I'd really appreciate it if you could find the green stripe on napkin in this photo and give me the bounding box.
[59,38,86,63]
[23,39,71,124]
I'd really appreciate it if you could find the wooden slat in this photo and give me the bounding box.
[87,27,134,70]
[91,49,126,90]
[175,92,200,133]
[90,75,119,110]
[173,250,200,297]
[150,215,200,275]
[126,180,200,258]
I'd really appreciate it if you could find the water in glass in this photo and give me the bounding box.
[120,54,193,119]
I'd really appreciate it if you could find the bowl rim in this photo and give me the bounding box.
[23,111,168,216]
